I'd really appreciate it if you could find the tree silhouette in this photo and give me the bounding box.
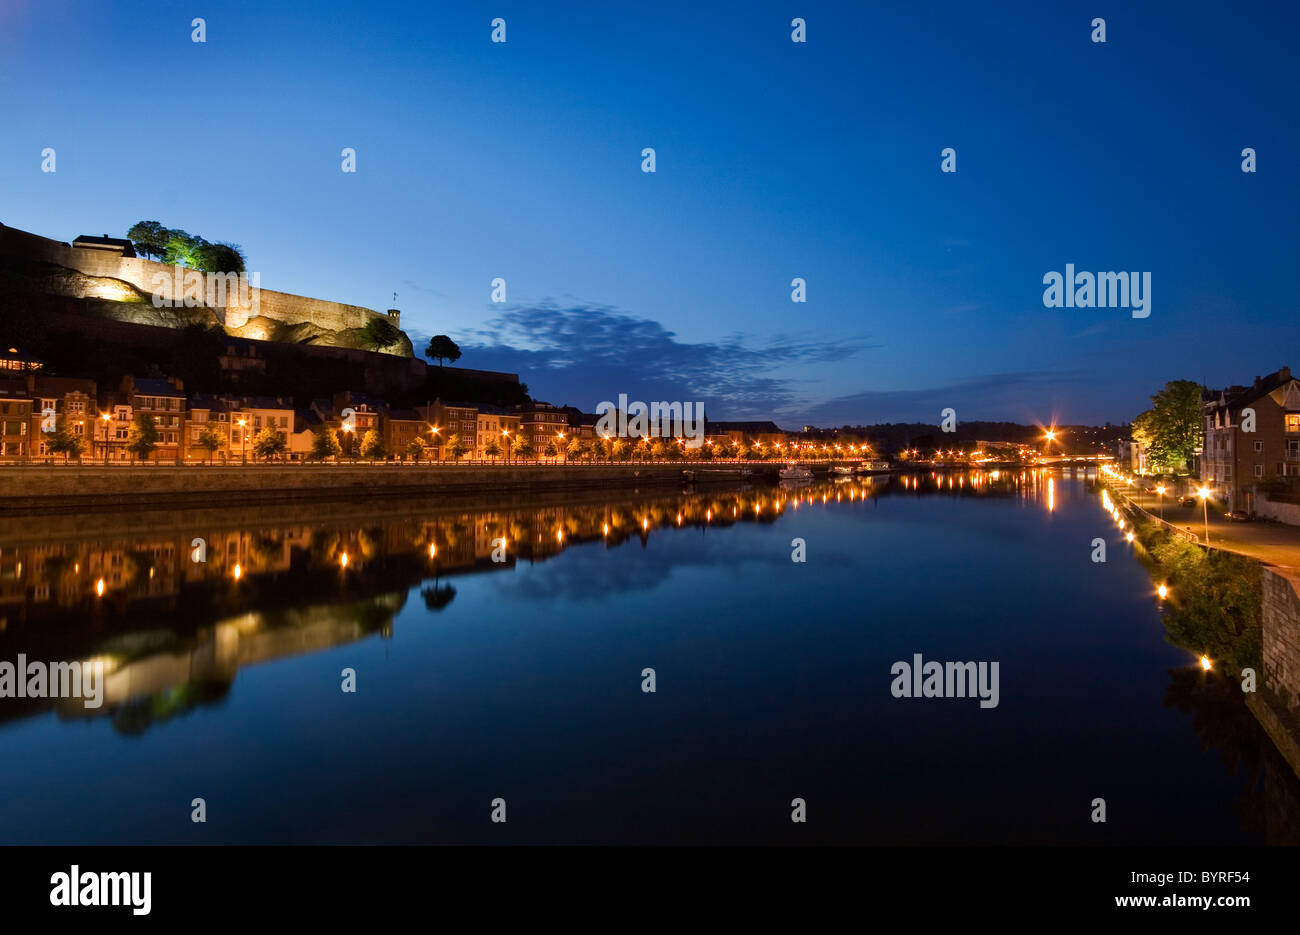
[425,335,462,367]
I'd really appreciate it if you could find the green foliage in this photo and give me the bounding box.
[309,427,342,460]
[359,428,386,460]
[191,241,246,273]
[196,426,223,462]
[126,221,248,272]
[1133,380,1201,472]
[1135,516,1262,673]
[360,316,401,351]
[425,334,462,367]
[511,435,534,459]
[163,230,205,268]
[483,438,502,460]
[42,415,86,461]
[252,426,288,460]
[405,437,426,461]
[543,440,558,458]
[125,412,159,460]
[126,221,170,260]
[443,433,470,460]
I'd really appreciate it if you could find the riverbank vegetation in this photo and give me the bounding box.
[1129,509,1262,673]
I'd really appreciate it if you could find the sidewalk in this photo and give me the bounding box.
[1119,485,1300,574]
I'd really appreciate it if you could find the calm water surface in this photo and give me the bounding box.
[1,469,1295,844]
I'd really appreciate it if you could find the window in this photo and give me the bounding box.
[1256,464,1265,478]
[1255,440,1263,452]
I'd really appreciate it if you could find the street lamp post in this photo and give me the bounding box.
[237,418,248,464]
[100,412,111,465]
[1155,484,1165,521]
[557,431,565,463]
[1197,486,1211,546]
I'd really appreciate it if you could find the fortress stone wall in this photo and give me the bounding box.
[0,223,411,356]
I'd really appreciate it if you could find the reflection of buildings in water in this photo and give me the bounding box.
[0,474,982,731]
[0,471,1099,630]
[41,593,407,732]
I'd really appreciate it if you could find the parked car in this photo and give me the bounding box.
[1224,510,1253,522]
[1178,496,1197,507]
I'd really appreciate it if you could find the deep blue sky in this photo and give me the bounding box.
[2,1,1297,426]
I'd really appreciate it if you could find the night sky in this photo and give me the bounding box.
[2,1,1297,426]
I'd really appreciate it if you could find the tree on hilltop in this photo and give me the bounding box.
[126,221,246,272]
[192,241,246,273]
[126,221,170,260]
[425,335,462,367]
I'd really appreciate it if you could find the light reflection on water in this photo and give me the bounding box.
[0,469,1295,844]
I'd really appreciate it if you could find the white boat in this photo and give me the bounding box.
[830,465,855,476]
[779,463,813,480]
[855,461,891,473]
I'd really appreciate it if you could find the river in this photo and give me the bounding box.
[0,468,1295,843]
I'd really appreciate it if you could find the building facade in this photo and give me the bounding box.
[121,376,186,462]
[1202,366,1300,513]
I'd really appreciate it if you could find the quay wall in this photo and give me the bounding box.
[0,463,775,513]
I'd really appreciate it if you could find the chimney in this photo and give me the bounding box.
[1281,366,1292,381]
[1254,375,1262,389]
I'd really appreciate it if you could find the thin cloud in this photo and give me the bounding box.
[460,302,878,418]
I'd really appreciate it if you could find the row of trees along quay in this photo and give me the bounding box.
[28,420,882,465]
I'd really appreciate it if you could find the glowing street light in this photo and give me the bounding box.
[99,411,111,464]
[1197,486,1212,545]
[1157,583,1169,600]
[1155,484,1166,520]
[1200,654,1213,671]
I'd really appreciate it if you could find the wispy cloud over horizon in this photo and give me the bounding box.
[457,302,879,420]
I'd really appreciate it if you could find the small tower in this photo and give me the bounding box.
[386,308,401,326]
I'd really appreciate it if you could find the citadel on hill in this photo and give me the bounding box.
[0,222,414,357]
